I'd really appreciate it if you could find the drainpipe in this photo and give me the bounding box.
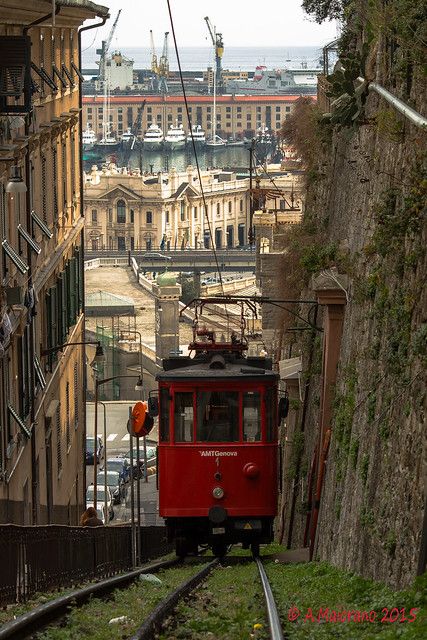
[78,14,108,516]
[23,3,62,525]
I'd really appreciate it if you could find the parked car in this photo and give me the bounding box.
[120,445,157,479]
[85,436,103,464]
[96,471,125,505]
[86,485,114,520]
[102,457,131,483]
[141,252,172,261]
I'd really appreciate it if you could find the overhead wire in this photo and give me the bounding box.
[165,0,225,295]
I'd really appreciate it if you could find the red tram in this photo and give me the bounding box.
[157,303,280,558]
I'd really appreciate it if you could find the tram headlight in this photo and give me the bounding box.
[212,486,224,499]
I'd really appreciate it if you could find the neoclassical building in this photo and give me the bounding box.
[84,165,250,251]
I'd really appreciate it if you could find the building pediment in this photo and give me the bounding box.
[96,184,143,201]
[170,182,200,200]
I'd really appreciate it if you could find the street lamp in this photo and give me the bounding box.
[41,340,106,365]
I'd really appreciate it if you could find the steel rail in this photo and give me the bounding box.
[0,557,180,640]
[356,77,427,129]
[129,559,219,640]
[255,557,284,640]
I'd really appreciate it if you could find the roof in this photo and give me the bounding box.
[86,290,134,306]
[157,358,278,382]
[83,95,316,105]
[169,182,199,200]
[57,0,109,16]
[90,183,144,201]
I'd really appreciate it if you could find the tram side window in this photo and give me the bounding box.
[197,391,239,442]
[174,392,193,442]
[265,387,277,441]
[243,392,261,442]
[159,388,170,442]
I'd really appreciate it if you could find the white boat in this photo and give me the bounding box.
[95,81,119,151]
[186,124,206,146]
[120,128,134,146]
[82,123,97,150]
[206,134,226,148]
[143,124,164,150]
[164,122,186,150]
[226,137,244,147]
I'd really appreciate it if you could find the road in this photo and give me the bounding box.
[86,402,162,525]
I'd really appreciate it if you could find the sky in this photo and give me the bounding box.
[82,0,338,48]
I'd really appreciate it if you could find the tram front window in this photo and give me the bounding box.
[197,391,239,442]
[243,392,261,442]
[174,392,193,442]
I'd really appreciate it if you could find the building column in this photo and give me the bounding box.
[153,274,182,366]
[309,273,348,559]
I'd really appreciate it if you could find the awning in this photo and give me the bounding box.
[2,239,29,274]
[18,224,41,254]
[278,356,302,380]
[8,405,31,439]
[31,210,53,239]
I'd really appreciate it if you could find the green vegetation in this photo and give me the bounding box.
[264,555,427,639]
[332,365,357,482]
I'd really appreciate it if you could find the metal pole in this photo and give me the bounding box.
[136,436,141,564]
[137,331,149,485]
[99,401,108,524]
[129,406,136,567]
[93,380,98,511]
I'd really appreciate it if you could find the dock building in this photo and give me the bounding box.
[83,94,305,141]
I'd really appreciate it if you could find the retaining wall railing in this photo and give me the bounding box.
[0,525,171,605]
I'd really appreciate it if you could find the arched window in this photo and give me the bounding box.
[117,199,126,223]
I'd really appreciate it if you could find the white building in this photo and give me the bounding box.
[105,51,134,91]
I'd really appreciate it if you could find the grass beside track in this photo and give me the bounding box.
[263,549,427,639]
[160,560,269,640]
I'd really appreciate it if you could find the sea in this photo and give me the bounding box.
[82,45,323,72]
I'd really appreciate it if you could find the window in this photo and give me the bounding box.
[56,403,62,475]
[265,387,277,441]
[228,201,232,213]
[207,107,211,113]
[196,391,239,442]
[226,106,231,113]
[239,199,243,212]
[177,107,182,113]
[237,107,241,113]
[193,206,198,219]
[160,388,170,441]
[276,106,281,112]
[130,209,134,223]
[216,203,220,216]
[180,202,185,221]
[147,107,152,113]
[243,392,261,442]
[165,210,170,224]
[257,106,261,113]
[91,209,97,223]
[130,236,134,250]
[146,211,152,224]
[73,363,79,429]
[66,382,70,451]
[108,208,112,223]
[174,392,193,442]
[117,200,126,223]
[87,107,92,114]
[285,106,291,112]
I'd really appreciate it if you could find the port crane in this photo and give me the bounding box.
[122,100,146,166]
[149,30,169,93]
[96,9,121,92]
[204,16,224,94]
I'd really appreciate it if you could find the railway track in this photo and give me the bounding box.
[0,553,284,640]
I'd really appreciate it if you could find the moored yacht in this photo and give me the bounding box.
[186,124,206,147]
[143,124,164,150]
[164,122,186,150]
[120,128,134,147]
[82,123,97,150]
[206,134,226,148]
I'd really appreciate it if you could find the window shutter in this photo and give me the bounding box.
[46,286,58,370]
[74,246,83,312]
[65,382,70,451]
[68,257,77,325]
[52,145,58,225]
[73,362,79,429]
[56,403,62,474]
[57,273,67,344]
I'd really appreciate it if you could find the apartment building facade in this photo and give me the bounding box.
[84,165,250,251]
[0,0,109,524]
